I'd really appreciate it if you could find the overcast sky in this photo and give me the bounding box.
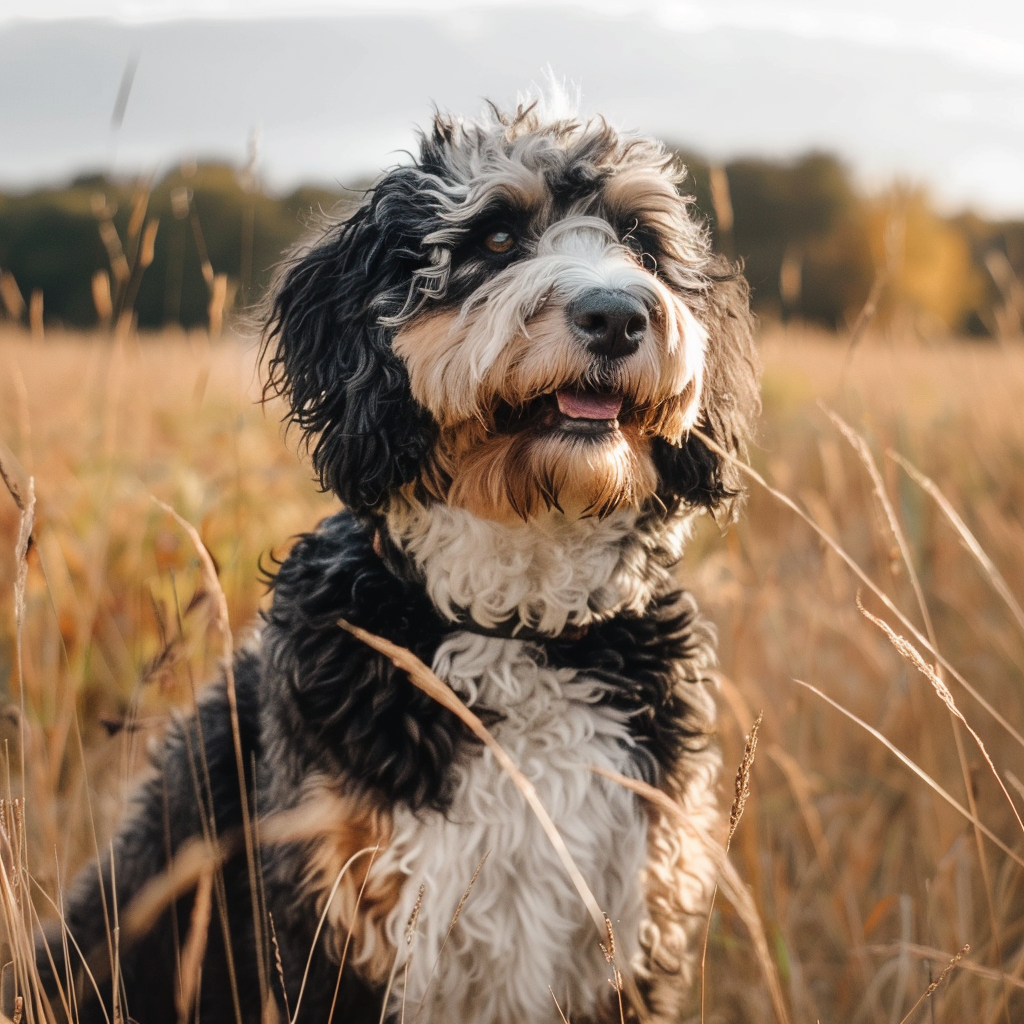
[1,0,1023,216]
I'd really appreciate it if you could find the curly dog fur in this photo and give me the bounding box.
[37,93,759,1024]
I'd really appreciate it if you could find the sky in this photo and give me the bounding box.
[1,0,1023,217]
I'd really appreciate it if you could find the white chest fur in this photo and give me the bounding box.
[367,632,648,1024]
[384,498,690,635]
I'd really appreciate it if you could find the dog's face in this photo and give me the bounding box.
[264,102,758,521]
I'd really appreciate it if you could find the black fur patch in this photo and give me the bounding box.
[261,510,467,811]
[545,591,714,783]
[654,270,760,513]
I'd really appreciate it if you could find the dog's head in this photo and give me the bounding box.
[263,100,758,522]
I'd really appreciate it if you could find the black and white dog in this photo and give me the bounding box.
[39,97,758,1024]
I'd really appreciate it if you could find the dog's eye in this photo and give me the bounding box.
[484,229,517,254]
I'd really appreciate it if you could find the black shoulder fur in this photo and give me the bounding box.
[547,590,715,783]
[260,510,467,811]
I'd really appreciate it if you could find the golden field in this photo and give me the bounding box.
[1,324,1023,1023]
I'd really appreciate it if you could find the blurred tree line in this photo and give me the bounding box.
[0,152,1022,338]
[0,163,348,333]
[677,148,1023,338]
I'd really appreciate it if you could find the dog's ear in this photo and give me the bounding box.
[262,170,437,511]
[652,265,760,514]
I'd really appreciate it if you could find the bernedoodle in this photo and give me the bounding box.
[38,93,758,1024]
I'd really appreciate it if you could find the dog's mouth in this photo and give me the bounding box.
[553,389,624,435]
[495,388,628,437]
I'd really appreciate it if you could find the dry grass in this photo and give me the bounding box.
[0,325,335,891]
[1,322,1023,1022]
[691,324,1024,1022]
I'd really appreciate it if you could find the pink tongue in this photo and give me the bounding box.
[555,390,623,420]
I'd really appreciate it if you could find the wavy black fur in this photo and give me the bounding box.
[262,175,439,510]
[259,512,466,811]
[546,591,715,783]
[653,270,759,513]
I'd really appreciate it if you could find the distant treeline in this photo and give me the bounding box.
[0,164,349,332]
[677,148,1024,338]
[1,152,1022,337]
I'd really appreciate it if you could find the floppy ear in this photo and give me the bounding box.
[262,170,437,511]
[652,265,760,514]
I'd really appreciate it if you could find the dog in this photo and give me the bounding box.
[38,94,758,1024]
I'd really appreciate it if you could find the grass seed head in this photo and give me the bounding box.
[406,883,425,945]
[728,711,764,849]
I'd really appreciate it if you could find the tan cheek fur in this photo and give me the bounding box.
[600,169,703,268]
[602,169,684,233]
[298,790,402,987]
[393,309,470,428]
[393,281,704,521]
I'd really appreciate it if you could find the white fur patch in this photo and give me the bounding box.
[362,633,648,1023]
[385,499,691,635]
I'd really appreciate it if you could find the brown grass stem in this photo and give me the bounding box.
[690,427,1024,752]
[328,844,381,1024]
[290,846,377,1024]
[153,498,269,1010]
[376,945,402,1024]
[549,988,571,1024]
[825,409,939,655]
[268,913,291,1023]
[857,595,1024,838]
[53,859,79,1024]
[107,844,121,1024]
[895,944,969,1024]
[890,452,1024,636]
[32,879,111,1024]
[728,711,763,850]
[844,267,887,365]
[3,465,34,799]
[700,711,763,1024]
[865,943,1013,990]
[175,867,213,1024]
[336,620,608,940]
[792,680,1024,868]
[398,885,424,1024]
[413,849,489,1021]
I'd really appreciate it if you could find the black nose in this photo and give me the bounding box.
[566,288,649,359]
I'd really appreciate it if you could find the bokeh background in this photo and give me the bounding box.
[3,0,1024,335]
[1,3,1023,1023]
